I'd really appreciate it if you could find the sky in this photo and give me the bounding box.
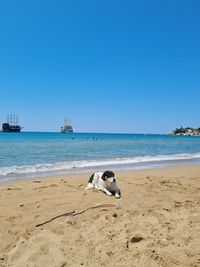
[0,0,200,133]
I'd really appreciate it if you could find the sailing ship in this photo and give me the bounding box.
[1,114,22,132]
[60,117,73,133]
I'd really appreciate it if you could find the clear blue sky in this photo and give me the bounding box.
[0,0,200,133]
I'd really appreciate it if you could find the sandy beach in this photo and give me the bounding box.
[0,165,200,267]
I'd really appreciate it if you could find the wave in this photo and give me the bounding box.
[1,152,200,179]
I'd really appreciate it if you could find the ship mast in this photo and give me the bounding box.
[64,117,68,127]
[6,114,19,126]
[16,115,19,126]
[13,114,16,126]
[11,114,13,126]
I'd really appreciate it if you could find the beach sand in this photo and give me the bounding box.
[0,165,200,267]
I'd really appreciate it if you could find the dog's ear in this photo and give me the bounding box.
[102,170,115,181]
[101,172,107,181]
[109,171,115,177]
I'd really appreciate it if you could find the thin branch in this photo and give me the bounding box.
[35,204,115,227]
[35,211,75,227]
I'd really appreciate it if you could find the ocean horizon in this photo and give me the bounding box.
[0,131,200,182]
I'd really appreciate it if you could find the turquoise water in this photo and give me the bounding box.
[0,132,200,181]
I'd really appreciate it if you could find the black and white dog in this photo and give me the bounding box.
[85,170,121,198]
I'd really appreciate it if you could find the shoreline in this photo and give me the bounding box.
[0,162,199,186]
[0,162,199,187]
[1,156,200,184]
[0,164,200,266]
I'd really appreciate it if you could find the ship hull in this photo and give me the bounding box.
[60,125,73,133]
[60,130,73,133]
[2,123,21,132]
[2,129,21,132]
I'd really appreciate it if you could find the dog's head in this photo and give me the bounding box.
[101,170,116,183]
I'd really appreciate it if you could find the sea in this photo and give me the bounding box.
[0,132,200,183]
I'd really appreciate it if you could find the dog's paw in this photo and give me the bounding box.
[106,191,112,196]
[115,194,121,199]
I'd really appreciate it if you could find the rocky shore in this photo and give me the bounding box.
[170,127,200,136]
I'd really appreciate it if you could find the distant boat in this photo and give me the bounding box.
[1,114,22,132]
[60,117,73,133]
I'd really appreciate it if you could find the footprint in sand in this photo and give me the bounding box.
[6,187,22,191]
[33,184,58,190]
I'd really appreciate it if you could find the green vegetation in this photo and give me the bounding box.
[171,126,200,136]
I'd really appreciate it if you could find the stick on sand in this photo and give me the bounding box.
[35,204,115,227]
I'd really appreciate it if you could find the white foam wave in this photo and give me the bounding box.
[1,152,200,177]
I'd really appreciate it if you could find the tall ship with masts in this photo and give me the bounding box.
[1,114,22,132]
[60,117,73,133]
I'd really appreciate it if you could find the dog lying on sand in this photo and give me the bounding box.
[85,170,121,198]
